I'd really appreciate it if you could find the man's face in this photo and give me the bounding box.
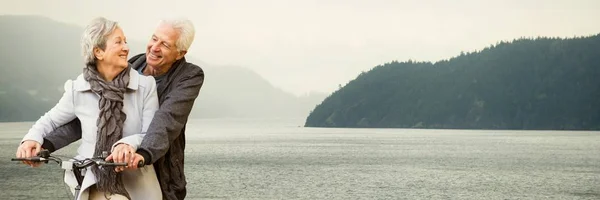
[145,23,184,74]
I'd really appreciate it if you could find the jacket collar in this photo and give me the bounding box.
[73,67,139,92]
[129,53,188,96]
[129,53,187,76]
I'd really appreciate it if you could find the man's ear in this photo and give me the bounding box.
[94,47,104,61]
[176,50,187,60]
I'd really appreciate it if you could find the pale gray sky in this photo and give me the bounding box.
[2,0,599,95]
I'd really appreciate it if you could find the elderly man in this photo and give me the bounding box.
[21,18,204,200]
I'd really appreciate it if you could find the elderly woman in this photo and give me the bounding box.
[15,17,162,200]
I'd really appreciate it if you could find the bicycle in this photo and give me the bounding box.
[11,149,143,200]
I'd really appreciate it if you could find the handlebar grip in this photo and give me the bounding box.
[11,157,42,162]
[96,160,144,168]
[100,161,128,166]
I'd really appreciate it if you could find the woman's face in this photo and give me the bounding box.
[96,27,129,68]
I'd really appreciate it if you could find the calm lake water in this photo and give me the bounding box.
[1,118,599,199]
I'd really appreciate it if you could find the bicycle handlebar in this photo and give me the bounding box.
[12,149,145,200]
[12,150,144,168]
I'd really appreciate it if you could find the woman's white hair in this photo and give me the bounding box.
[158,18,195,52]
[81,17,119,66]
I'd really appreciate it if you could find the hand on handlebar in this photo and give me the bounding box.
[107,153,144,172]
[106,143,144,172]
[15,140,43,167]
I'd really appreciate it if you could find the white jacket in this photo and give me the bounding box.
[22,67,162,200]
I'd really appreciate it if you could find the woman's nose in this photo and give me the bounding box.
[123,43,130,52]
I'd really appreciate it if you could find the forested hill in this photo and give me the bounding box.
[305,34,600,130]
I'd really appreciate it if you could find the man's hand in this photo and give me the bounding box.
[15,140,42,167]
[106,143,135,172]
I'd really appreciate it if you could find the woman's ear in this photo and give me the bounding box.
[93,47,104,61]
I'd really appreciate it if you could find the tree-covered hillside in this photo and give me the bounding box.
[305,35,600,130]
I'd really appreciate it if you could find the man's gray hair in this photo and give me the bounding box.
[159,18,195,52]
[81,17,119,66]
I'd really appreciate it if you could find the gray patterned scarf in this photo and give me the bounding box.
[83,64,130,199]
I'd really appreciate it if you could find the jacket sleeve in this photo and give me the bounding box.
[137,66,204,164]
[22,80,77,146]
[42,119,82,152]
[112,76,159,151]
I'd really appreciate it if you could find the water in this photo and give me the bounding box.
[1,119,599,199]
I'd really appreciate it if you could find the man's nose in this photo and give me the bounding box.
[151,42,161,52]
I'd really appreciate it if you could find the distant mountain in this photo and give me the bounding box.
[0,15,82,121]
[188,61,327,119]
[305,35,600,130]
[0,15,325,122]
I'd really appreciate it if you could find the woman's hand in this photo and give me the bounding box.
[129,153,145,170]
[106,143,136,172]
[15,140,42,167]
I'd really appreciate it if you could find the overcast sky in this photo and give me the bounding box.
[2,0,599,95]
